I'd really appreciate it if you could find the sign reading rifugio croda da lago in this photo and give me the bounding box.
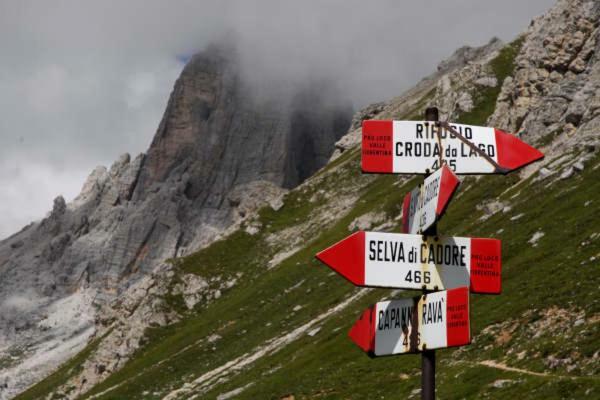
[314,113,543,400]
[361,120,544,174]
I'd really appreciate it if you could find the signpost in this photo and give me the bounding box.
[361,120,544,175]
[402,164,459,235]
[349,287,470,356]
[316,231,501,293]
[313,106,543,400]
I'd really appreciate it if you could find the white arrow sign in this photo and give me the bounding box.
[349,287,470,356]
[316,231,501,294]
[362,120,544,174]
[402,164,459,234]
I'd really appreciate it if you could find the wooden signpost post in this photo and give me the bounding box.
[314,107,543,400]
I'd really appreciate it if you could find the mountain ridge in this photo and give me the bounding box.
[0,41,352,398]
[6,0,600,398]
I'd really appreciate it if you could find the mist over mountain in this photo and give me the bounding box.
[0,0,555,239]
[0,39,353,397]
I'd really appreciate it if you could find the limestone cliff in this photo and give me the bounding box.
[0,42,352,397]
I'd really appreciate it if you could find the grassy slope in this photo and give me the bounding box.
[17,39,600,399]
[198,131,600,398]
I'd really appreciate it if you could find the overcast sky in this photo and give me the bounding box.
[0,0,555,239]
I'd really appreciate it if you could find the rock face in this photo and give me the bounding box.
[433,38,504,119]
[0,42,351,397]
[436,37,504,73]
[489,0,600,179]
[136,45,351,201]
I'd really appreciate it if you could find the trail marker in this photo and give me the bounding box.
[361,120,544,175]
[349,287,470,356]
[402,164,459,235]
[316,231,501,294]
[313,106,544,400]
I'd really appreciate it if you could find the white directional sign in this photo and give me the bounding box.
[349,287,470,356]
[362,120,544,174]
[402,164,459,234]
[316,231,501,294]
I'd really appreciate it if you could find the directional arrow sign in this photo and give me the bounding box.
[402,164,459,234]
[316,231,501,294]
[361,120,543,174]
[349,287,470,356]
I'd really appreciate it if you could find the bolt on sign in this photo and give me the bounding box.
[402,164,459,235]
[316,231,501,294]
[361,120,544,175]
[349,287,470,356]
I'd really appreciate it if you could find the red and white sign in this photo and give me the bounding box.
[349,287,470,356]
[316,231,501,294]
[361,120,543,174]
[402,164,459,234]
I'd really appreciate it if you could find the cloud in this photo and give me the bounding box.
[0,0,555,239]
[0,291,42,313]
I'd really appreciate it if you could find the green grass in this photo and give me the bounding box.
[48,153,415,399]
[314,146,360,178]
[196,154,600,400]
[37,151,597,400]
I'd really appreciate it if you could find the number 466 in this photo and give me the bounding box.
[405,270,431,284]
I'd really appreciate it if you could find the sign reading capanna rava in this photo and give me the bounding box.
[349,287,470,356]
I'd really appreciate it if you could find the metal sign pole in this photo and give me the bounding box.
[421,106,438,400]
[422,348,435,400]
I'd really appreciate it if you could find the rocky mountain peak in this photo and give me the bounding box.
[0,40,352,396]
[490,0,600,141]
[134,41,352,206]
[436,37,504,74]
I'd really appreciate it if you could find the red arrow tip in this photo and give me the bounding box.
[315,231,365,286]
[436,164,460,216]
[348,306,375,353]
[495,129,544,172]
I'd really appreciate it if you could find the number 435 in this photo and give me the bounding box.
[431,159,456,171]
